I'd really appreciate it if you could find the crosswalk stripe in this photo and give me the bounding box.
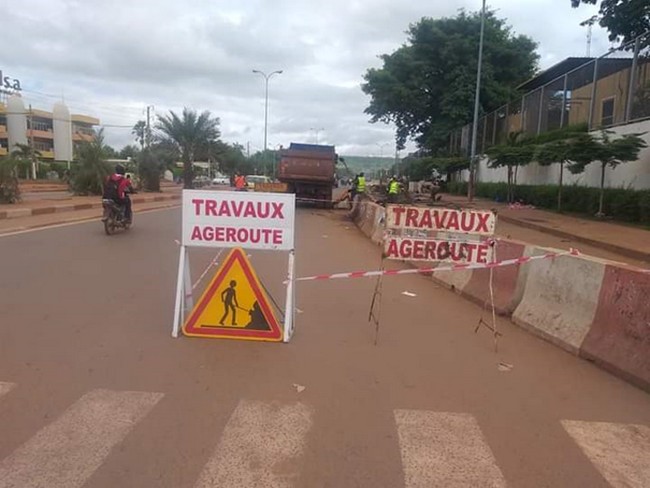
[194,400,313,488]
[0,382,15,399]
[0,388,163,488]
[562,420,650,488]
[394,410,507,488]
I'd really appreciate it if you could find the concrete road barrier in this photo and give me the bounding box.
[351,199,650,391]
[407,239,528,316]
[580,266,650,391]
[512,252,606,354]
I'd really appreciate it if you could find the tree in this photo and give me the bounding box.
[571,1,650,44]
[11,143,41,179]
[486,132,534,203]
[530,124,589,210]
[119,144,140,160]
[104,145,119,159]
[569,130,647,217]
[70,128,112,195]
[136,149,161,192]
[0,156,21,203]
[156,108,220,189]
[362,10,538,152]
[132,120,147,149]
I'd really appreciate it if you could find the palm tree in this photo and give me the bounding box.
[11,143,42,179]
[156,108,220,189]
[71,128,111,195]
[132,120,147,149]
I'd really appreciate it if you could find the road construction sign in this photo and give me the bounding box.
[182,248,282,341]
[182,190,296,251]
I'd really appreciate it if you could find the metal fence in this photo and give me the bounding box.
[449,31,650,156]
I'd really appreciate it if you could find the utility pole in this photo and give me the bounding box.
[468,0,487,202]
[145,105,154,148]
[28,104,36,180]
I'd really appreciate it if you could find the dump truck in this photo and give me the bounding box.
[277,143,337,206]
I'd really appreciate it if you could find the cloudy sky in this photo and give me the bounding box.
[2,0,607,156]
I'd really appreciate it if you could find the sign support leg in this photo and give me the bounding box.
[283,250,296,343]
[183,247,194,311]
[172,245,186,338]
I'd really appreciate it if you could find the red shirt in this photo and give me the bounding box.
[108,174,132,199]
[234,175,246,189]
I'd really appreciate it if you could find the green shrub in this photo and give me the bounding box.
[0,157,21,203]
[36,162,51,179]
[445,181,650,225]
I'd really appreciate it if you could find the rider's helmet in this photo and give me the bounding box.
[115,164,126,175]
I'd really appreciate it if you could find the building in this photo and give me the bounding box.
[0,95,99,161]
[447,32,650,190]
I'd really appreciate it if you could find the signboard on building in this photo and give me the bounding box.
[384,205,496,264]
[0,70,22,93]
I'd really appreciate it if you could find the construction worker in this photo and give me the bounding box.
[387,175,400,203]
[234,172,247,191]
[356,172,366,197]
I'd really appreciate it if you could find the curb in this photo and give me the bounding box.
[0,194,181,221]
[498,214,650,263]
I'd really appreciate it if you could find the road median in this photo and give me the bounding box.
[0,193,181,220]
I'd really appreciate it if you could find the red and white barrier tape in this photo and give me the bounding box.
[293,248,580,282]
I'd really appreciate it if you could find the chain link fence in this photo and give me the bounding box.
[450,31,650,156]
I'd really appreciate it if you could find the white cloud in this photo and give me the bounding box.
[1,0,608,155]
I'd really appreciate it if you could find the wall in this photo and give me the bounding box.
[473,118,650,190]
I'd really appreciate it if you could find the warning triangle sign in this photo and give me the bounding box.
[183,248,283,341]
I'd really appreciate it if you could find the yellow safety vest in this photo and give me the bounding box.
[357,176,366,193]
[388,180,399,194]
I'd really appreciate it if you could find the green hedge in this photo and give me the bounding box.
[446,181,650,225]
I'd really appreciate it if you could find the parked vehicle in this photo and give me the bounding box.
[194,176,211,188]
[278,143,337,207]
[246,175,271,190]
[212,175,230,185]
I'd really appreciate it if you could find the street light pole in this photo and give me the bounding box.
[252,69,283,154]
[309,127,324,144]
[468,0,486,202]
[377,142,390,158]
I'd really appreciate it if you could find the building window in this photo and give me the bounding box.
[601,97,615,127]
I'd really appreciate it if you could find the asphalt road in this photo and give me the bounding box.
[0,204,649,488]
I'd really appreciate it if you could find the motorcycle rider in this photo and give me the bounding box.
[103,164,133,223]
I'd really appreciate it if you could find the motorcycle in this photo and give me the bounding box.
[101,197,132,235]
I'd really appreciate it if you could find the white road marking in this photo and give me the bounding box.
[562,420,650,488]
[194,400,313,488]
[0,382,16,399]
[394,410,507,488]
[0,388,163,488]
[0,204,180,238]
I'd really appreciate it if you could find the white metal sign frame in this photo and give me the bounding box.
[172,189,297,342]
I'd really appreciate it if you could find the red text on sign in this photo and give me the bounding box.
[192,199,285,219]
[190,225,283,245]
[384,237,490,264]
[390,207,492,233]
